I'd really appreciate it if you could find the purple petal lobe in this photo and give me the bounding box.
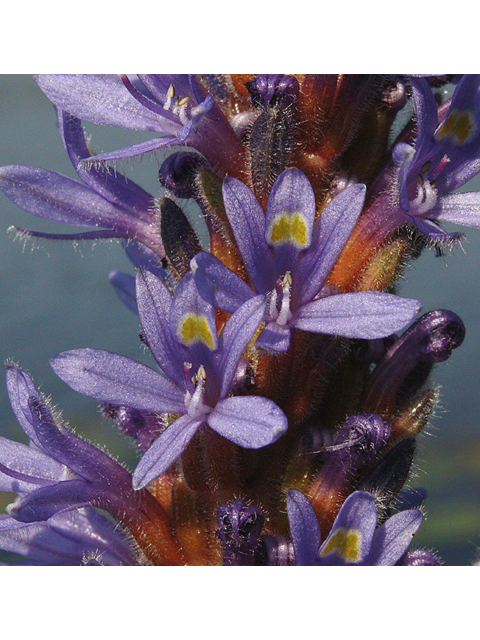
[5,365,43,447]
[8,480,97,522]
[319,491,377,564]
[286,489,321,566]
[293,292,421,339]
[0,437,63,492]
[132,415,204,489]
[222,176,277,294]
[215,295,266,397]
[35,74,163,131]
[265,168,316,275]
[208,396,287,448]
[109,271,138,315]
[295,184,366,306]
[170,272,218,351]
[191,251,254,314]
[0,165,146,234]
[256,323,292,353]
[367,509,423,565]
[50,349,184,414]
[136,269,184,385]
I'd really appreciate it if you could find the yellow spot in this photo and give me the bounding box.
[436,109,475,145]
[178,313,215,349]
[267,212,309,248]
[320,527,361,562]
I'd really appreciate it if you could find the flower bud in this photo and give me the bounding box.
[158,152,207,199]
[159,197,202,278]
[216,499,264,565]
[362,309,465,417]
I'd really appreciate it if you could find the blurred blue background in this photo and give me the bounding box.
[1,75,480,564]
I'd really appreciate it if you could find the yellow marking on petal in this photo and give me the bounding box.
[320,527,361,562]
[436,109,476,145]
[178,313,215,349]
[267,212,309,248]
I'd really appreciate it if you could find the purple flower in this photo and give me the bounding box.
[34,75,245,174]
[392,75,480,239]
[0,111,168,258]
[192,167,422,352]
[50,270,288,489]
[0,364,138,565]
[287,489,423,566]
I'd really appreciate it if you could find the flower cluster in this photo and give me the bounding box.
[1,74,478,565]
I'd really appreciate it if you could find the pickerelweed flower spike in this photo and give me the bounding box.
[50,269,288,490]
[2,74,478,565]
[287,489,424,566]
[192,167,422,352]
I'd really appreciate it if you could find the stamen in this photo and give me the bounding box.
[186,365,209,418]
[164,84,175,111]
[276,272,293,326]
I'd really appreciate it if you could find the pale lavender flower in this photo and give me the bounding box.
[287,489,423,566]
[50,270,288,489]
[192,167,422,351]
[392,75,480,239]
[0,364,138,565]
[34,74,245,173]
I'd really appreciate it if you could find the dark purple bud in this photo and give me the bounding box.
[160,197,202,278]
[246,75,299,110]
[397,548,441,565]
[216,499,264,566]
[158,152,207,199]
[358,437,416,500]
[381,79,407,110]
[102,404,163,453]
[255,535,295,565]
[333,413,392,470]
[308,414,392,504]
[363,310,465,414]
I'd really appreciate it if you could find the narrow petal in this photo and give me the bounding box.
[318,491,377,564]
[0,436,63,492]
[191,251,254,314]
[57,110,154,217]
[0,165,147,235]
[85,135,178,163]
[292,291,421,339]
[366,509,423,565]
[286,489,321,566]
[255,322,292,353]
[207,396,287,449]
[50,348,185,414]
[295,184,366,307]
[8,479,99,522]
[5,365,43,447]
[215,295,266,398]
[265,168,316,275]
[132,415,204,489]
[136,269,184,386]
[222,176,277,294]
[26,396,131,486]
[35,74,164,131]
[169,272,218,352]
[109,271,138,315]
[431,191,480,228]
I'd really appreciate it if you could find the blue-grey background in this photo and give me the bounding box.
[1,75,480,564]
